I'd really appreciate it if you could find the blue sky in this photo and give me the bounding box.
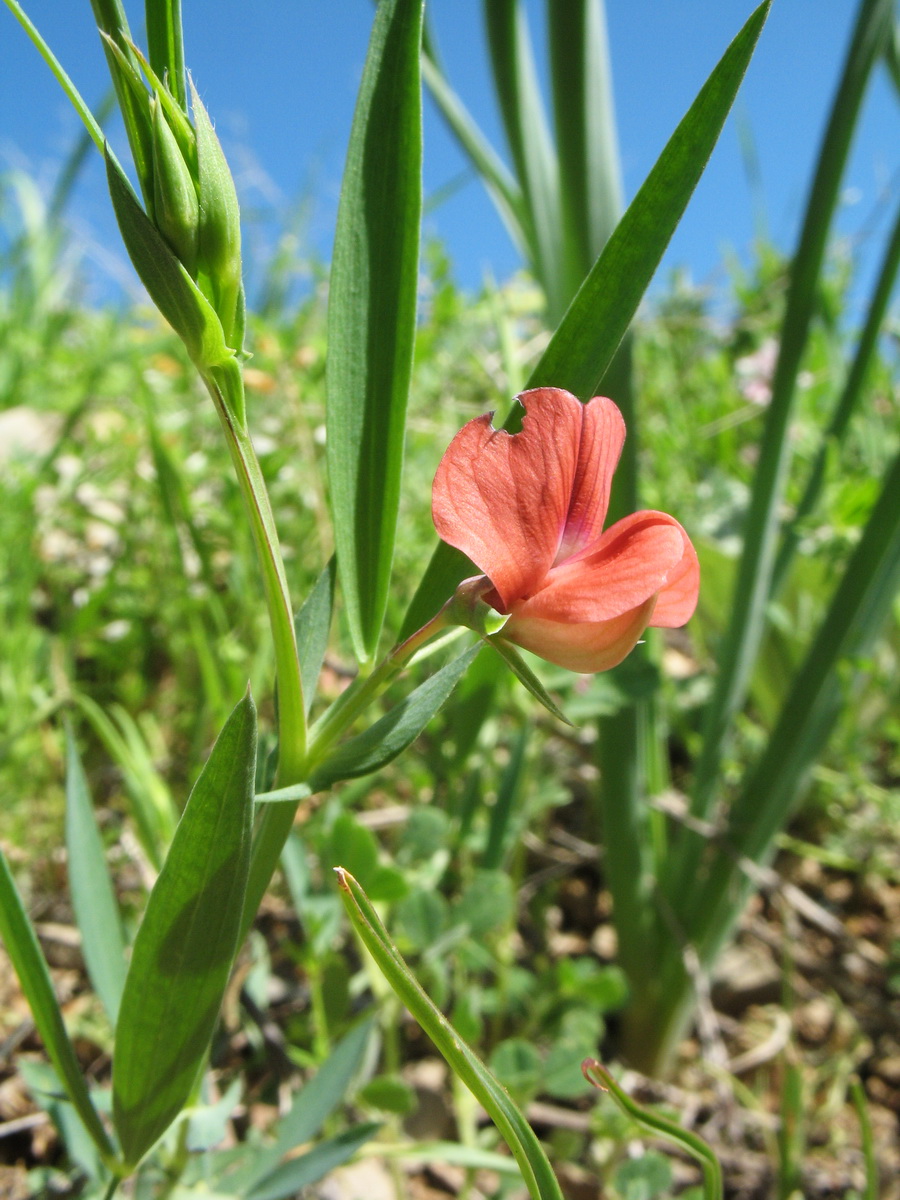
[1,2,897,311]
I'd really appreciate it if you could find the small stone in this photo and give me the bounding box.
[795,997,834,1044]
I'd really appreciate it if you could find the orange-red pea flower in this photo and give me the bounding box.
[432,387,699,673]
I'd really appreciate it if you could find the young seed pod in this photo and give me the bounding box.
[150,97,200,276]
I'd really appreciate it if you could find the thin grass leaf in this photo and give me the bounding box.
[326,0,423,661]
[484,0,565,320]
[660,447,900,1028]
[482,726,528,869]
[112,692,257,1166]
[3,0,106,153]
[0,846,116,1162]
[73,693,176,870]
[400,1,770,638]
[547,0,622,296]
[771,188,900,593]
[337,870,562,1200]
[295,557,336,716]
[64,727,127,1026]
[421,27,527,255]
[688,0,894,822]
[145,0,185,110]
[246,1124,382,1200]
[308,644,481,791]
[18,1060,107,1185]
[234,1020,374,1194]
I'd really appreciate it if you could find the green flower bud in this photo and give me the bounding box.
[190,78,242,348]
[151,97,200,275]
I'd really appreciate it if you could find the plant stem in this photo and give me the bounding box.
[582,1060,722,1200]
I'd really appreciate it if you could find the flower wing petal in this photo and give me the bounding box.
[557,395,625,560]
[648,522,699,627]
[432,388,583,608]
[515,511,688,624]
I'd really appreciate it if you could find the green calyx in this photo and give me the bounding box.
[444,576,510,638]
[150,96,199,275]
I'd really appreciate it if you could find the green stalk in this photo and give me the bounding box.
[674,0,893,876]
[338,870,564,1200]
[583,1061,722,1200]
[202,368,308,936]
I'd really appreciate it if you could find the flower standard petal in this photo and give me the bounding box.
[432,389,584,608]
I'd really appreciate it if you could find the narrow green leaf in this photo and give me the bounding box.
[487,639,572,726]
[112,692,257,1166]
[254,783,313,805]
[685,0,893,840]
[0,848,116,1162]
[246,1124,382,1200]
[238,1020,374,1193]
[484,0,565,319]
[527,0,770,396]
[145,0,186,110]
[482,726,528,869]
[3,0,105,154]
[337,870,564,1200]
[326,0,423,660]
[420,31,527,256]
[105,150,235,373]
[18,1060,106,1184]
[308,644,480,791]
[547,0,622,291]
[694,445,900,942]
[400,1,770,637]
[295,557,336,716]
[64,728,127,1026]
[772,187,900,592]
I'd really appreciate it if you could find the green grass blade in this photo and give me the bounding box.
[238,1019,374,1192]
[326,0,423,661]
[337,870,563,1200]
[688,0,893,822]
[112,691,257,1167]
[547,0,622,294]
[64,727,127,1026]
[527,0,769,397]
[245,1124,382,1200]
[145,0,185,110]
[295,558,336,717]
[420,47,527,256]
[308,644,481,790]
[482,726,528,869]
[0,847,116,1163]
[772,189,900,593]
[400,1,769,639]
[484,0,565,320]
[3,0,105,153]
[691,444,900,958]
